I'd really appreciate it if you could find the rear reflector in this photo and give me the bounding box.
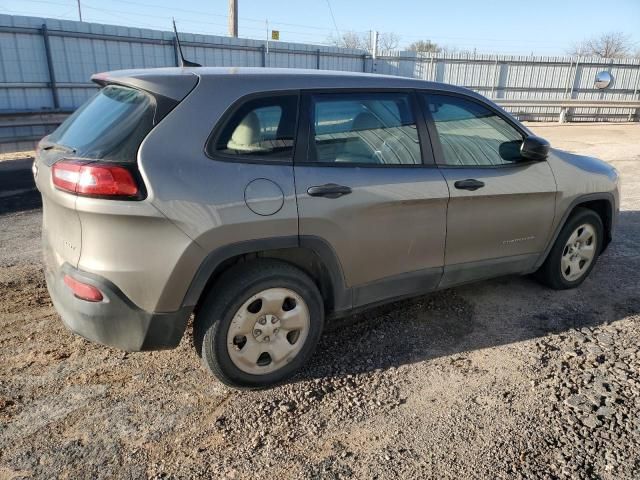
[52,160,139,198]
[63,275,104,302]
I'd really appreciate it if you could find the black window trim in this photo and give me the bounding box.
[204,90,301,165]
[97,81,183,127]
[294,88,436,169]
[418,89,540,169]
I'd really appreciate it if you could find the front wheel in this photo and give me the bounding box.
[194,259,324,389]
[535,207,603,290]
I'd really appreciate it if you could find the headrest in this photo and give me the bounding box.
[227,111,261,151]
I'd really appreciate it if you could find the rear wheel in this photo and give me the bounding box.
[535,208,603,289]
[194,259,324,389]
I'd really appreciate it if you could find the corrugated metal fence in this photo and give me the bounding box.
[373,51,640,122]
[1,14,639,152]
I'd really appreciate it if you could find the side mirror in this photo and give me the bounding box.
[521,136,550,161]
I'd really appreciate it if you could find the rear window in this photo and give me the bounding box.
[48,85,155,163]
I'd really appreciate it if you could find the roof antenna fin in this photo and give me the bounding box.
[172,18,201,67]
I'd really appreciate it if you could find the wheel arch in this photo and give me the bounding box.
[182,236,351,317]
[535,192,616,270]
[577,199,614,248]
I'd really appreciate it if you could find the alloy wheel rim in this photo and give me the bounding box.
[561,223,597,282]
[226,287,310,375]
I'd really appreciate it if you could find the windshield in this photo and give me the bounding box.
[47,85,155,163]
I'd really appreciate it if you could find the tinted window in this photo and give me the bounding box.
[421,94,524,166]
[310,93,421,165]
[48,85,155,163]
[213,95,298,160]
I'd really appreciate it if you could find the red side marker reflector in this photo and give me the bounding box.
[63,275,104,302]
[52,160,138,197]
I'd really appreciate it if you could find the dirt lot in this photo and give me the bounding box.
[1,123,639,479]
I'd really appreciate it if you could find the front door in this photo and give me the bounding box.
[294,91,449,308]
[418,92,557,287]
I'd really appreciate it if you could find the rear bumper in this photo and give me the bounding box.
[45,262,191,351]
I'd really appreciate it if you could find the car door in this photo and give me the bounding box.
[294,90,449,309]
[418,92,557,287]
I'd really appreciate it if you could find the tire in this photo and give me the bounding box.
[535,207,604,290]
[194,259,324,389]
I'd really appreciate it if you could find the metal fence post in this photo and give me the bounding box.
[41,24,60,110]
[563,58,573,97]
[316,49,321,69]
[568,57,580,98]
[491,55,499,99]
[559,108,567,124]
[262,44,267,67]
[565,57,581,122]
[417,55,423,80]
[629,65,640,122]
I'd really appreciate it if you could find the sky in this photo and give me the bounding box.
[3,0,640,55]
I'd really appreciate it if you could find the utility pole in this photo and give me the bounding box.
[228,0,238,37]
[77,0,83,21]
[371,30,378,73]
[265,19,269,67]
[372,30,378,59]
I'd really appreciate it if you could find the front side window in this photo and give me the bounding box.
[310,92,421,165]
[421,93,524,167]
[213,95,298,160]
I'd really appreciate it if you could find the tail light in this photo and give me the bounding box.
[63,275,104,302]
[52,160,139,198]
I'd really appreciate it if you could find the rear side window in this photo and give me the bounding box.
[420,93,524,167]
[310,92,421,165]
[212,95,298,161]
[48,85,155,163]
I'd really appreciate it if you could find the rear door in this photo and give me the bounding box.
[294,90,449,308]
[418,92,557,287]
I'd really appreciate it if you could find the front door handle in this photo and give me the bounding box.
[307,183,352,199]
[454,179,485,191]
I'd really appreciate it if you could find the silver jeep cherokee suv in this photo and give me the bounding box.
[35,67,620,388]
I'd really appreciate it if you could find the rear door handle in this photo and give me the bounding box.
[454,179,485,191]
[307,183,352,199]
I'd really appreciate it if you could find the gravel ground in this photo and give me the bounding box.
[0,123,639,479]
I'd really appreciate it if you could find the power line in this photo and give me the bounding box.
[0,0,348,39]
[80,0,348,41]
[87,0,347,32]
[8,0,580,54]
[324,0,341,39]
[16,0,358,37]
[81,3,338,45]
[0,4,77,20]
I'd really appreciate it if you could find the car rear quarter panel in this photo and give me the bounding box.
[136,75,303,311]
[73,196,204,313]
